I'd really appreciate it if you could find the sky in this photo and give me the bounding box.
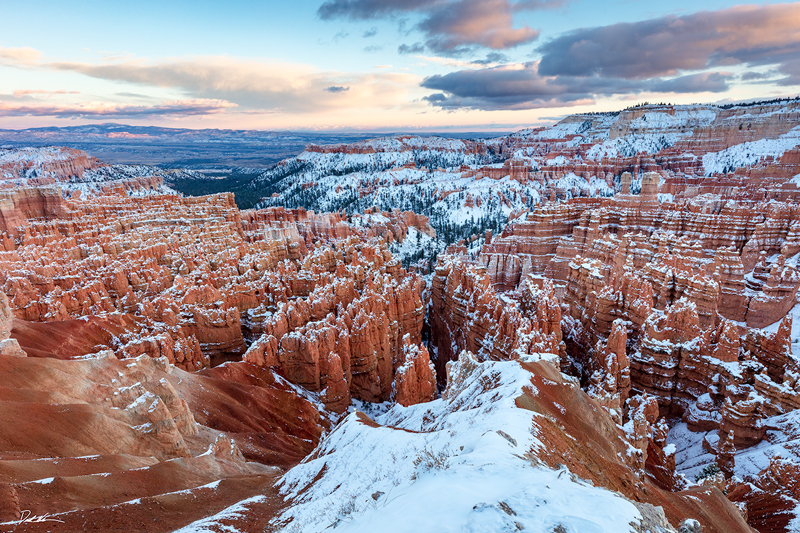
[0,0,798,132]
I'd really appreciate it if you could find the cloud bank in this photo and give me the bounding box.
[0,50,417,118]
[319,0,565,55]
[0,99,235,119]
[422,3,800,110]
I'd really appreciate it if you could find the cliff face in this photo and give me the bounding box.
[0,147,102,186]
[242,237,431,411]
[482,173,800,329]
[491,100,800,203]
[0,344,330,530]
[0,291,25,358]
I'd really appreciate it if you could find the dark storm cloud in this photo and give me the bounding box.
[325,86,350,93]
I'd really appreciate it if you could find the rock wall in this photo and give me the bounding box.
[429,253,563,381]
[0,146,102,186]
[0,188,437,383]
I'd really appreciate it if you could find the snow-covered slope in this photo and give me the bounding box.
[703,125,800,175]
[251,138,529,249]
[252,100,800,262]
[272,354,688,533]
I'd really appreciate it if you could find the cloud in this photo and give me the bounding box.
[740,71,775,81]
[649,72,733,93]
[418,0,540,54]
[12,89,80,97]
[422,62,594,110]
[317,0,440,20]
[778,58,800,86]
[0,47,41,65]
[398,42,426,54]
[319,0,564,55]
[417,3,800,111]
[0,49,418,115]
[537,4,800,80]
[362,27,378,38]
[470,52,509,65]
[325,86,350,92]
[0,99,236,119]
[363,45,383,53]
[421,62,733,110]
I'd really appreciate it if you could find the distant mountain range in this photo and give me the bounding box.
[0,123,503,168]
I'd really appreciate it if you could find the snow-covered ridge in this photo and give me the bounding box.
[305,134,480,154]
[0,146,87,166]
[274,354,647,533]
[703,125,800,176]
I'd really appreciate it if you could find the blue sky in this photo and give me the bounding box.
[0,0,798,131]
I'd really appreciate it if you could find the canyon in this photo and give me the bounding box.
[1,98,800,532]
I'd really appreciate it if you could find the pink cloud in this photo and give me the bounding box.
[12,90,80,98]
[0,99,236,119]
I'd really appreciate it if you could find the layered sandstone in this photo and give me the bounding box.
[0,147,102,186]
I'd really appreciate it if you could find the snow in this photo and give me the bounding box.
[670,408,800,484]
[274,356,645,532]
[388,227,443,267]
[658,193,674,204]
[171,495,268,533]
[761,301,800,360]
[554,173,614,197]
[667,422,716,481]
[586,133,686,161]
[703,125,800,175]
[28,477,55,485]
[625,109,716,130]
[730,410,800,479]
[527,120,593,140]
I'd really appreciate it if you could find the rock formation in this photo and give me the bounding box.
[429,253,563,381]
[0,291,25,357]
[2,98,800,532]
[393,334,437,406]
